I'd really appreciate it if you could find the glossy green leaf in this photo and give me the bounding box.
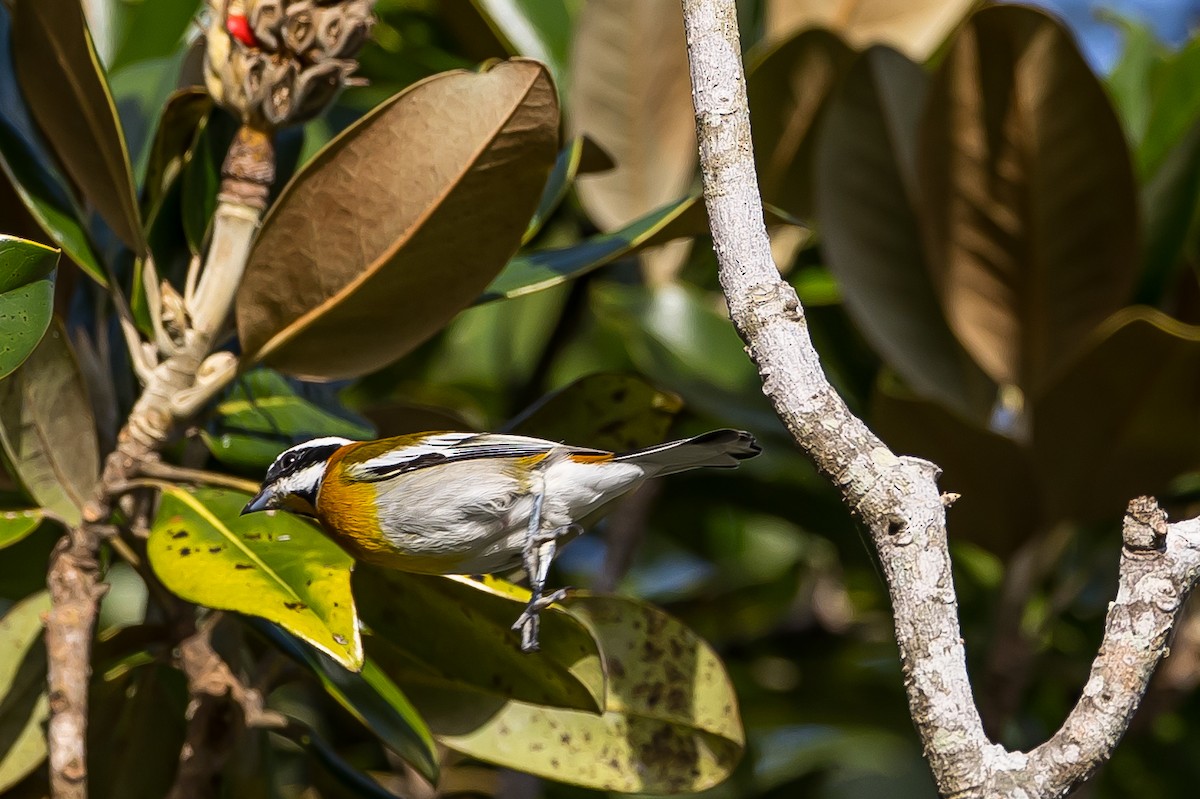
[507,372,683,452]
[816,47,995,421]
[146,486,363,670]
[255,620,438,783]
[0,235,58,380]
[237,59,559,380]
[747,28,854,221]
[471,0,573,88]
[523,135,588,245]
[1135,39,1200,179]
[275,717,405,799]
[483,195,703,303]
[0,509,43,550]
[1033,308,1200,522]
[920,6,1139,395]
[108,0,202,73]
[0,591,50,793]
[0,321,100,526]
[1138,118,1200,303]
[357,569,605,714]
[434,594,744,793]
[0,8,104,284]
[13,0,145,253]
[1104,15,1163,151]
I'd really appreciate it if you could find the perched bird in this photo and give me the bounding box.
[242,428,761,650]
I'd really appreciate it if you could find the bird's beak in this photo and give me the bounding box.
[241,489,274,516]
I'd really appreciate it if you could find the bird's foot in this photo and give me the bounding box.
[512,587,571,653]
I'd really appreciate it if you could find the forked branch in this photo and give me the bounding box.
[678,1,1200,796]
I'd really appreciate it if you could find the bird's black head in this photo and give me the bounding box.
[242,436,353,516]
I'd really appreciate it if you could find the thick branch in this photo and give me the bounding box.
[678,1,1200,797]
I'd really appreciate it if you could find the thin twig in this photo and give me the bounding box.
[138,461,261,493]
[679,2,1200,797]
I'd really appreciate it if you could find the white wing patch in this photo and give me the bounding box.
[345,432,586,482]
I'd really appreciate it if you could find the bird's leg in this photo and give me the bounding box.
[512,492,573,652]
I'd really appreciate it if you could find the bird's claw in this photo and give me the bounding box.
[512,587,571,653]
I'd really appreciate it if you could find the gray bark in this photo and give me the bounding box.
[678,1,1200,796]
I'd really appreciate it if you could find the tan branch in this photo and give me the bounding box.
[678,1,1200,797]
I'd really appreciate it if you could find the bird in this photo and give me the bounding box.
[241,428,761,651]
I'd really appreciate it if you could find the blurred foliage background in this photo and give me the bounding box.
[5,0,1200,797]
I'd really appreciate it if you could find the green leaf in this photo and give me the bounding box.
[482,195,703,304]
[0,591,50,793]
[920,6,1140,396]
[253,620,438,783]
[507,372,683,452]
[0,509,43,550]
[236,59,559,380]
[1104,15,1164,150]
[108,0,202,73]
[523,135,588,245]
[1138,118,1200,303]
[747,28,855,221]
[1135,38,1200,179]
[0,320,100,526]
[146,486,363,670]
[470,0,574,89]
[275,717,405,799]
[816,47,995,421]
[1033,308,1200,522]
[357,569,606,714]
[0,235,58,380]
[141,89,211,222]
[433,595,744,793]
[13,0,146,253]
[0,8,105,284]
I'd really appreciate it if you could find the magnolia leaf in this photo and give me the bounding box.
[872,374,1039,554]
[275,717,405,799]
[484,195,703,303]
[248,620,438,783]
[764,0,974,61]
[432,594,744,793]
[470,0,573,88]
[523,135,589,245]
[0,509,43,550]
[0,8,105,284]
[141,88,211,223]
[569,0,696,233]
[146,486,363,670]
[237,59,559,380]
[357,569,606,714]
[0,591,50,793]
[506,372,682,452]
[920,6,1139,396]
[0,235,58,380]
[747,28,854,221]
[13,0,145,253]
[0,320,99,526]
[1033,308,1200,523]
[816,48,995,421]
[1139,119,1200,303]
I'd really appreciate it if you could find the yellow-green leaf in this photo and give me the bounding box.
[0,320,99,526]
[357,569,605,714]
[236,59,559,380]
[0,591,51,793]
[13,0,145,253]
[432,595,744,793]
[146,486,363,670]
[0,509,43,550]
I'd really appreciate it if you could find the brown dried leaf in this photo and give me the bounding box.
[765,0,975,61]
[236,59,559,380]
[568,0,696,232]
[919,6,1139,395]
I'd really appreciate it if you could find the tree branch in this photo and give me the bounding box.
[678,1,1200,796]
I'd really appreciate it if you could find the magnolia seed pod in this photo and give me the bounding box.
[282,1,318,55]
[249,0,285,50]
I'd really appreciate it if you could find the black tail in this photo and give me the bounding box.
[615,429,761,477]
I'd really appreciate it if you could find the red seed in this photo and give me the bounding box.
[225,13,259,47]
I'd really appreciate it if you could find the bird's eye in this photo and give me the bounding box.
[282,453,297,467]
